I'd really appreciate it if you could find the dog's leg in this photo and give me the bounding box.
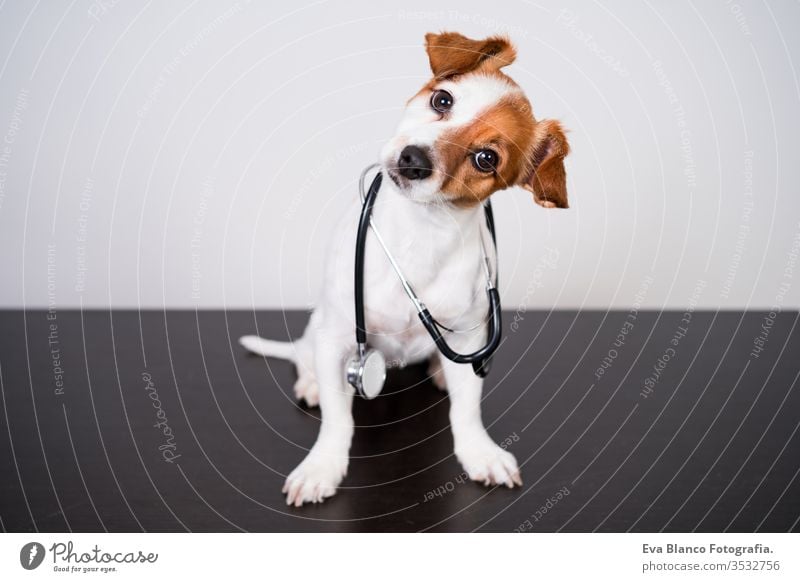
[291,339,319,407]
[283,332,353,506]
[240,311,321,407]
[427,352,447,391]
[441,358,522,487]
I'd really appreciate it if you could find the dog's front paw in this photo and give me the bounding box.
[456,440,522,488]
[282,451,347,507]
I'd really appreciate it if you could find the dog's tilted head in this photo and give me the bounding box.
[381,32,569,209]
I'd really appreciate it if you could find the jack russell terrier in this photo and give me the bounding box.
[241,32,569,507]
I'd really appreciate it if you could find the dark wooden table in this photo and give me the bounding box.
[1,310,798,532]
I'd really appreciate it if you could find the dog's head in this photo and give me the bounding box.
[381,32,569,208]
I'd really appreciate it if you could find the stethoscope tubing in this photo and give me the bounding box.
[354,170,502,372]
[354,172,382,346]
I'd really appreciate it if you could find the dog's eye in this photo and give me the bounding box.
[430,90,454,114]
[472,149,499,173]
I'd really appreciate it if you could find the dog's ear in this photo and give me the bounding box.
[425,32,516,79]
[519,120,570,209]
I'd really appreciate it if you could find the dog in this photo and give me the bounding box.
[240,32,569,506]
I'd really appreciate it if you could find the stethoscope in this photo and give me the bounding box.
[346,164,502,399]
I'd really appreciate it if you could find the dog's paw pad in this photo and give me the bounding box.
[457,443,522,488]
[283,454,347,507]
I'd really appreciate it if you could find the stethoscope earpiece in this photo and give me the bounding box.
[472,357,492,378]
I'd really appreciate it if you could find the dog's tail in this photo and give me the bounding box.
[239,335,297,362]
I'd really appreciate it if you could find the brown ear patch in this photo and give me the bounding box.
[425,32,517,79]
[520,120,570,209]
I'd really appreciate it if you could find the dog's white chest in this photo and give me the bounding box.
[321,180,492,367]
[362,220,486,365]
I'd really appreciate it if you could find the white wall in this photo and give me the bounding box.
[0,0,798,310]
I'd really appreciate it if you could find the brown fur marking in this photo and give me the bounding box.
[420,32,570,209]
[437,89,536,207]
[425,32,517,79]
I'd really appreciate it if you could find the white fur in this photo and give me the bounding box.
[240,73,523,506]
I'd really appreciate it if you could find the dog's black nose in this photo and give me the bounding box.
[397,145,433,180]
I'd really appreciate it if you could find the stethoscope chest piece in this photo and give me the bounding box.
[346,346,386,399]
